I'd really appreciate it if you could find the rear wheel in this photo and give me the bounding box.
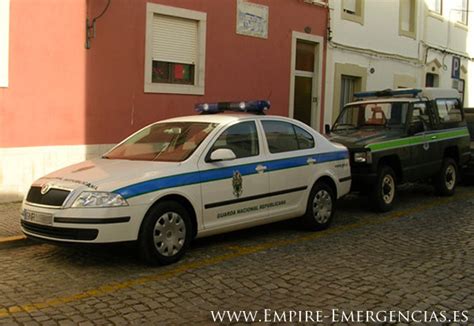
[370,165,396,212]
[138,201,192,265]
[434,158,457,196]
[302,182,335,231]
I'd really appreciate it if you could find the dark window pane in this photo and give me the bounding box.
[262,121,299,153]
[294,126,314,150]
[152,61,171,83]
[152,61,195,85]
[295,41,315,72]
[211,122,259,159]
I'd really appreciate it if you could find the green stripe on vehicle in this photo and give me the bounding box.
[366,128,469,152]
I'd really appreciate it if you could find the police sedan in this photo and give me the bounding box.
[21,101,351,265]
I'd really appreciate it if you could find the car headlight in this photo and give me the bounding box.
[354,151,372,163]
[71,191,128,208]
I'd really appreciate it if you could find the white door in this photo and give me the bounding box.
[260,119,316,216]
[198,121,269,230]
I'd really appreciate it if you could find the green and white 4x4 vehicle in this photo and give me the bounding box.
[329,88,471,212]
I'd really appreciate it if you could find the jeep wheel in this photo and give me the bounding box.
[138,201,192,265]
[434,158,457,196]
[370,165,396,212]
[302,182,335,231]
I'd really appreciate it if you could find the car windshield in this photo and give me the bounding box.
[333,101,410,131]
[104,122,217,162]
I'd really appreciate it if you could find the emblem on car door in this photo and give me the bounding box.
[232,171,243,198]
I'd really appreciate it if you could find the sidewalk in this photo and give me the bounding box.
[0,202,24,241]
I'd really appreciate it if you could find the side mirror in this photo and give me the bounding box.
[325,124,331,135]
[209,148,236,162]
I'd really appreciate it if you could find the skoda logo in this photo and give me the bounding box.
[40,183,52,195]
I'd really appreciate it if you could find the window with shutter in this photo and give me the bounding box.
[144,3,207,94]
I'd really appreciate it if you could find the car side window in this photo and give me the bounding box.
[210,121,259,159]
[262,121,315,154]
[435,99,462,124]
[409,103,432,134]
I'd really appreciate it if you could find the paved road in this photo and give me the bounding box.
[0,185,473,325]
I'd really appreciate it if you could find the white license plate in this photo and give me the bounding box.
[23,210,53,225]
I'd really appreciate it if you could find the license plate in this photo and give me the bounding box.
[23,210,53,225]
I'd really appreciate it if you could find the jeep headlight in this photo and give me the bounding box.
[71,191,128,208]
[354,151,372,163]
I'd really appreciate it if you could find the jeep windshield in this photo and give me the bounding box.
[333,101,410,131]
[104,122,217,162]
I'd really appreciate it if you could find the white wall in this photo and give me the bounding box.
[0,144,114,202]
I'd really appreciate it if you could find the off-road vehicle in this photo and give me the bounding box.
[328,88,470,212]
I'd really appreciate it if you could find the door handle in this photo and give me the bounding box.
[307,158,317,165]
[255,165,267,173]
[430,135,438,140]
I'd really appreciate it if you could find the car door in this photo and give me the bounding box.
[259,119,316,217]
[407,102,440,179]
[198,120,269,231]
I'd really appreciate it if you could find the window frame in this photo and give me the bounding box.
[261,120,315,155]
[341,0,365,25]
[399,0,417,39]
[206,121,261,162]
[144,3,207,95]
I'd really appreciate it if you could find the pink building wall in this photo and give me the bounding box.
[0,0,327,148]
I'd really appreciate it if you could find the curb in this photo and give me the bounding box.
[0,235,34,250]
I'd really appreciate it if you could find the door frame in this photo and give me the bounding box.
[288,31,324,131]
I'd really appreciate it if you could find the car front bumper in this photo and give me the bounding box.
[20,202,148,243]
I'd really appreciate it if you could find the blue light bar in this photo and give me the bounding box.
[195,100,271,114]
[354,88,422,99]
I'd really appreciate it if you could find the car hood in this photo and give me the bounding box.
[34,158,186,193]
[328,129,403,150]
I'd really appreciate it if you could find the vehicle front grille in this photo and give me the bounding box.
[26,186,71,207]
[21,220,98,241]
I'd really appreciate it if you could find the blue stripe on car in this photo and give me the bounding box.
[114,151,348,199]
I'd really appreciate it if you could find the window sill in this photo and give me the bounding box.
[341,12,364,25]
[454,21,469,31]
[428,11,444,22]
[144,82,205,95]
[399,29,416,40]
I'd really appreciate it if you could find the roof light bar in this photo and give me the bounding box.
[195,100,270,114]
[354,88,422,99]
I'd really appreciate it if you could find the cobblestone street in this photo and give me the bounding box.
[0,185,473,325]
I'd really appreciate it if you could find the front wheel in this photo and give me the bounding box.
[434,158,458,196]
[302,182,335,231]
[138,201,192,265]
[370,165,396,212]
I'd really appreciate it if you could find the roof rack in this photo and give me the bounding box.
[195,100,270,115]
[354,88,422,100]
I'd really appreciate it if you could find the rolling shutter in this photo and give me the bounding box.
[152,14,198,65]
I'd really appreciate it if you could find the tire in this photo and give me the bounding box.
[369,165,396,212]
[302,182,335,231]
[434,158,458,196]
[138,201,193,265]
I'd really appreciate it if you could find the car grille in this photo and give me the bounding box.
[26,186,71,207]
[21,220,98,241]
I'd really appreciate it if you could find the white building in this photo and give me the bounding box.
[324,0,473,125]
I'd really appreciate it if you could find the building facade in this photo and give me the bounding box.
[0,0,328,202]
[324,0,473,126]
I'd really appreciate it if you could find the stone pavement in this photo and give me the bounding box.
[0,186,473,324]
[0,202,22,238]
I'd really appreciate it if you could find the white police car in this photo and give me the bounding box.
[21,100,351,265]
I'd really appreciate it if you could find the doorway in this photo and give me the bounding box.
[289,32,323,130]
